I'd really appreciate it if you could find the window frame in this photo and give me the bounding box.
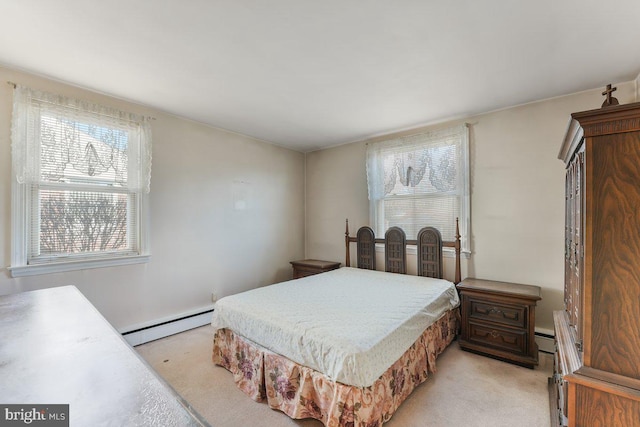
[9,87,151,277]
[367,124,470,256]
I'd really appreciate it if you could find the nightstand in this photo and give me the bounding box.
[290,259,341,279]
[457,278,541,369]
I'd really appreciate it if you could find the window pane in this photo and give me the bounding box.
[382,195,459,240]
[40,113,129,187]
[34,189,137,258]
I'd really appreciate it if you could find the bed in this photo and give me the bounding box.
[211,220,462,426]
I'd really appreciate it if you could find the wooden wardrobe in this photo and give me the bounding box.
[553,101,640,426]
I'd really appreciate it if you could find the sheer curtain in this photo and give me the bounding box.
[366,124,469,252]
[11,85,152,193]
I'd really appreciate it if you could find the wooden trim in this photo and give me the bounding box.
[567,382,577,426]
[344,218,462,284]
[345,219,350,267]
[558,118,584,165]
[582,137,593,368]
[571,101,640,137]
[554,311,582,376]
[567,373,640,403]
[575,366,640,394]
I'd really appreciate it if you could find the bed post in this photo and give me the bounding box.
[345,219,350,267]
[454,218,461,284]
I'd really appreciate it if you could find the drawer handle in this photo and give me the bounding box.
[490,330,500,338]
[488,308,504,315]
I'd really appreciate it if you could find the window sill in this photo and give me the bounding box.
[9,255,151,278]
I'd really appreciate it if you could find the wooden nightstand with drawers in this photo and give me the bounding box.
[290,259,341,279]
[457,278,541,369]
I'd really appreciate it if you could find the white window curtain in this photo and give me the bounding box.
[11,86,152,192]
[10,85,152,276]
[366,124,469,253]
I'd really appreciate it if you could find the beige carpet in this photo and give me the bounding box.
[136,325,552,427]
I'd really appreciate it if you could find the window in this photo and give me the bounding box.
[366,124,469,254]
[10,86,152,277]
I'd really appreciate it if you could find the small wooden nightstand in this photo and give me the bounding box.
[290,259,341,279]
[457,278,541,369]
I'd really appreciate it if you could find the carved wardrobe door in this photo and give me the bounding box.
[564,147,584,348]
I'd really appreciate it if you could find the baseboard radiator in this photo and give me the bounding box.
[535,331,555,354]
[121,307,214,346]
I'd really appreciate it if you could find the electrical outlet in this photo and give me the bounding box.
[211,292,218,303]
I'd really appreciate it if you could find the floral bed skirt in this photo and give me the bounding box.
[212,309,458,427]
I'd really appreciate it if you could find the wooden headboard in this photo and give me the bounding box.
[344,219,461,284]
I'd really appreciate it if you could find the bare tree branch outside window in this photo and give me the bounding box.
[39,190,129,255]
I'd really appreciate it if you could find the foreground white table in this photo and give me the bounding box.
[0,286,209,426]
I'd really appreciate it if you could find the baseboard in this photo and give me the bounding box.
[121,307,214,346]
[535,330,555,354]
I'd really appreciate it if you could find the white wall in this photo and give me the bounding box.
[305,81,638,333]
[0,66,306,331]
[3,63,637,336]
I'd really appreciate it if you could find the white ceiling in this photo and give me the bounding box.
[1,1,640,152]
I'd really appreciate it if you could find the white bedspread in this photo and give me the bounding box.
[211,267,459,387]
